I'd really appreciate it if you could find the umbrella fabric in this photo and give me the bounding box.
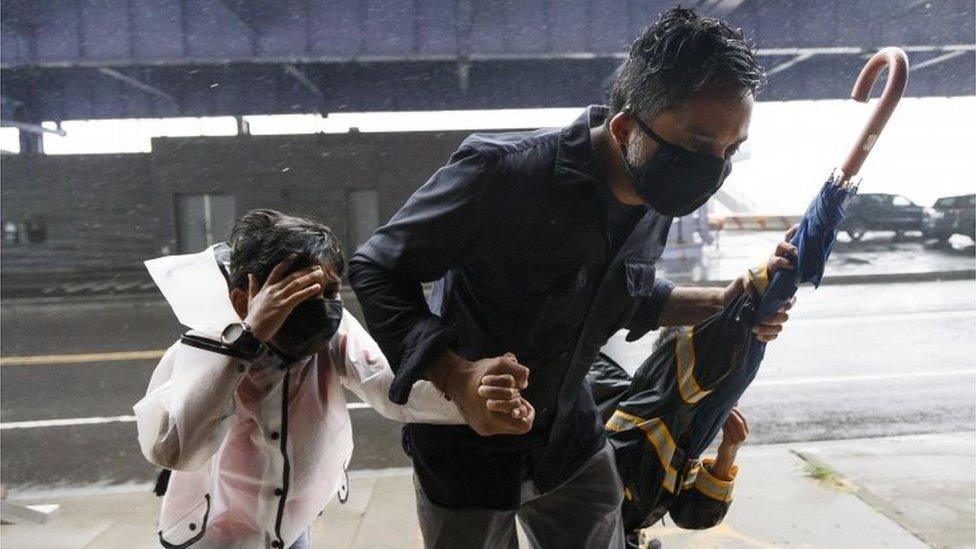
[598,175,854,530]
[756,176,853,321]
[603,292,755,530]
[687,176,855,457]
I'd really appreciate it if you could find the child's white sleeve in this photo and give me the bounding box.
[335,311,464,425]
[133,331,251,470]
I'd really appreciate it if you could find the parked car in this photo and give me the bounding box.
[839,193,925,241]
[923,194,976,241]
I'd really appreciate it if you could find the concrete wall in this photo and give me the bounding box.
[0,129,475,276]
[0,153,158,273]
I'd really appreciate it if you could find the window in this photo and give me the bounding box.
[348,190,380,250]
[175,193,236,254]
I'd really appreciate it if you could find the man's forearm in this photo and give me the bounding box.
[656,286,725,326]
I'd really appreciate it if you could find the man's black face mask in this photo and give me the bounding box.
[622,113,732,217]
[273,297,343,360]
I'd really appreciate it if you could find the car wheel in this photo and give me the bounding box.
[846,222,866,241]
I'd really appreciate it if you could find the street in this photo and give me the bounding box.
[1,279,974,493]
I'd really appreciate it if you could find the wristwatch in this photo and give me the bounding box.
[220,321,266,360]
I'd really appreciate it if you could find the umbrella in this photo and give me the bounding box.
[598,48,910,531]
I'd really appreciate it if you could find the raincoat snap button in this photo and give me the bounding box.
[270,431,280,440]
[274,488,283,496]
[188,523,196,531]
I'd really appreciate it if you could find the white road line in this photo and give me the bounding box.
[791,309,973,326]
[1,402,376,430]
[1,415,137,430]
[752,369,975,387]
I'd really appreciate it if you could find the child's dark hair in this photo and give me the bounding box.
[228,209,345,290]
[607,6,765,121]
[653,326,685,352]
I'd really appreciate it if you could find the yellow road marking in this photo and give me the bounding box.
[0,350,166,366]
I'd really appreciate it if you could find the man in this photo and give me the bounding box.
[349,8,794,548]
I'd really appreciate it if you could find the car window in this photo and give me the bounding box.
[964,196,976,208]
[935,197,955,208]
[891,196,912,206]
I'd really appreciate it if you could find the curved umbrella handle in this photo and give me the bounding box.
[839,47,909,183]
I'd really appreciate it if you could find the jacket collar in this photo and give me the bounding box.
[553,105,609,187]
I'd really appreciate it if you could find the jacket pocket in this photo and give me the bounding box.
[158,494,211,549]
[625,260,657,297]
[506,257,585,350]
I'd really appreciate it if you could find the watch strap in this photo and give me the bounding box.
[229,322,266,361]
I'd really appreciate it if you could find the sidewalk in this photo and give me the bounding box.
[2,432,972,548]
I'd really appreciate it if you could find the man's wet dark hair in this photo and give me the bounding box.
[607,6,765,121]
[228,209,345,290]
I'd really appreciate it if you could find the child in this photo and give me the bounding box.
[591,328,749,549]
[134,209,530,548]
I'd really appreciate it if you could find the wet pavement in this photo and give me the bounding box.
[3,432,971,548]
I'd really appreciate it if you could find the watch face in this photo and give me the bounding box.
[221,322,245,345]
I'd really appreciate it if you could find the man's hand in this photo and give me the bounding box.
[427,350,534,436]
[724,225,800,342]
[478,353,532,420]
[243,255,328,342]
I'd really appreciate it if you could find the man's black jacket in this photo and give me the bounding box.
[349,106,674,509]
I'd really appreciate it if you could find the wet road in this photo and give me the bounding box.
[2,279,973,492]
[605,280,976,444]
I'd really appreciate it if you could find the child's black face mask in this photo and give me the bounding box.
[272,297,344,360]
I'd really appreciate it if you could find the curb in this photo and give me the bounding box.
[717,214,802,231]
[668,269,976,288]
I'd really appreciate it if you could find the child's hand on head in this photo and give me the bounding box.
[244,255,328,342]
